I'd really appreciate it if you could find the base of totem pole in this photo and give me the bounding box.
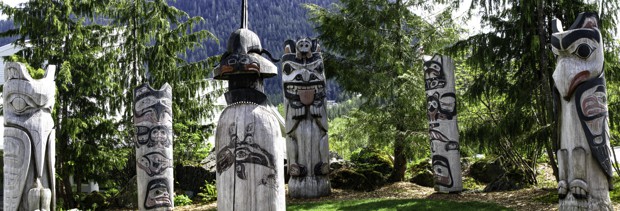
[560,195,613,211]
[288,176,331,198]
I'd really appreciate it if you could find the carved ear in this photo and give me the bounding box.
[569,12,600,30]
[432,54,442,63]
[552,18,563,33]
[5,62,31,81]
[283,40,296,54]
[44,65,56,80]
[311,38,320,52]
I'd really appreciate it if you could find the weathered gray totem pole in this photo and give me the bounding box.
[134,83,174,210]
[551,12,614,210]
[282,38,331,198]
[214,0,285,210]
[423,55,462,193]
[3,62,56,211]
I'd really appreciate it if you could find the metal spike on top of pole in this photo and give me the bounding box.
[241,0,248,29]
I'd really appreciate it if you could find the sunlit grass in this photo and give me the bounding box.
[287,198,511,211]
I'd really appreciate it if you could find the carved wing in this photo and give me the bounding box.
[4,127,31,211]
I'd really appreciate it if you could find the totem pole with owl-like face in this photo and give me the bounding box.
[213,0,285,210]
[4,62,56,211]
[423,55,462,193]
[282,38,331,198]
[551,12,613,210]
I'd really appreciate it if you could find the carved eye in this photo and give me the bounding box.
[228,58,237,64]
[283,64,293,75]
[294,75,303,81]
[316,66,324,73]
[573,43,595,59]
[9,97,34,113]
[310,74,318,80]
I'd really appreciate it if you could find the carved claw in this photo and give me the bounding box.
[28,187,41,211]
[570,179,588,199]
[290,163,307,177]
[315,162,330,175]
[558,180,568,199]
[28,179,51,211]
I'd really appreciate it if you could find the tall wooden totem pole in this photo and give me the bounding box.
[4,62,56,211]
[214,0,285,210]
[551,12,614,210]
[282,38,331,198]
[134,83,174,210]
[423,55,462,193]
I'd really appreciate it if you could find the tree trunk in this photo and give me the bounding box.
[536,0,559,182]
[389,127,407,182]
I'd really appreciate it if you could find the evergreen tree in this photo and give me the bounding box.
[0,0,218,208]
[446,0,620,184]
[306,0,461,181]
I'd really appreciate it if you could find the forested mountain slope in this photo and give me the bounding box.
[0,0,341,102]
[170,0,339,101]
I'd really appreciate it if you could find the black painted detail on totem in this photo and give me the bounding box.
[569,12,601,30]
[551,29,601,50]
[429,129,459,153]
[432,155,454,188]
[135,125,172,148]
[574,76,613,180]
[224,88,268,105]
[427,92,457,121]
[424,59,446,90]
[134,83,172,148]
[216,122,277,187]
[144,178,172,209]
[138,151,172,177]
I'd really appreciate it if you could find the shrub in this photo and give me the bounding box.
[350,147,393,176]
[174,194,193,206]
[198,181,217,202]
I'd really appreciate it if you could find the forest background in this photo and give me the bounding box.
[0,0,619,209]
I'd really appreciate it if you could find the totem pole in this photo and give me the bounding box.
[134,83,174,210]
[281,38,330,198]
[214,0,284,210]
[3,62,56,211]
[551,12,614,210]
[423,55,462,193]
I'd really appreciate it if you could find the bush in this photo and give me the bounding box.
[350,147,393,176]
[469,158,505,183]
[330,168,367,190]
[174,194,193,206]
[79,191,109,211]
[198,181,217,202]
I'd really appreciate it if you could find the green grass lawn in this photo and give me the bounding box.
[287,198,512,211]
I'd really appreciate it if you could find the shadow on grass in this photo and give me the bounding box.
[288,198,512,211]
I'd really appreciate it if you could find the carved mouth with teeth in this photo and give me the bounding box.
[284,82,326,119]
[284,82,325,106]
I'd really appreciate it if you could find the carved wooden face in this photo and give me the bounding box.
[3,62,56,204]
[551,13,604,100]
[144,178,173,209]
[427,92,456,121]
[137,151,172,177]
[134,83,173,148]
[282,38,326,119]
[424,55,447,90]
[214,28,277,79]
[432,155,454,188]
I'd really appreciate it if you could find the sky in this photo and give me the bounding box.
[1,0,25,7]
